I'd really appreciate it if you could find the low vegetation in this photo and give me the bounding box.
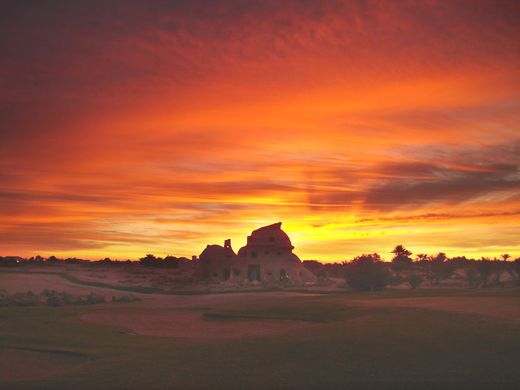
[0,288,140,307]
[1,248,520,294]
[306,246,520,291]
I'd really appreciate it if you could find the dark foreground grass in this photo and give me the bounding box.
[1,292,519,389]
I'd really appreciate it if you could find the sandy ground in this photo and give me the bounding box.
[81,291,320,338]
[0,272,128,299]
[352,296,520,322]
[81,307,317,338]
[82,292,520,339]
[1,271,320,339]
[3,270,519,340]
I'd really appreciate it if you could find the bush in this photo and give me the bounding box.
[510,260,520,286]
[3,292,41,306]
[86,293,106,304]
[388,274,404,286]
[476,259,495,287]
[0,289,111,307]
[406,274,423,289]
[344,254,390,291]
[46,295,64,306]
[112,294,141,303]
[465,268,479,287]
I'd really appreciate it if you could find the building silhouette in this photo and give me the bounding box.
[198,222,316,284]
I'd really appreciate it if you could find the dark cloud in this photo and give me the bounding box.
[356,210,520,224]
[364,159,520,211]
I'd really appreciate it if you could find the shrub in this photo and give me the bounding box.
[344,254,390,291]
[0,290,41,306]
[86,293,106,304]
[112,294,141,303]
[46,295,64,306]
[406,274,423,289]
[465,268,479,287]
[429,253,454,285]
[476,259,495,287]
[388,274,403,286]
[510,260,520,285]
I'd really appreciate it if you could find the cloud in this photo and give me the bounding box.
[366,143,520,210]
[1,1,519,258]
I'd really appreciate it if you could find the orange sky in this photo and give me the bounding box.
[1,0,519,261]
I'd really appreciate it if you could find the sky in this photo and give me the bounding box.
[1,0,519,261]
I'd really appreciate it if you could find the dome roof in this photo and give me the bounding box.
[246,222,294,250]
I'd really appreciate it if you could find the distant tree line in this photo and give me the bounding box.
[0,254,192,268]
[137,254,192,268]
[2,249,519,292]
[303,246,520,291]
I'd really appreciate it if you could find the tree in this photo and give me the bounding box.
[501,253,511,262]
[302,260,324,277]
[430,252,453,285]
[475,258,494,287]
[47,255,59,263]
[510,259,520,286]
[139,254,159,266]
[344,253,390,291]
[391,245,413,271]
[465,267,479,288]
[406,274,423,289]
[415,253,429,262]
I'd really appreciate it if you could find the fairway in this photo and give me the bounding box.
[1,289,519,389]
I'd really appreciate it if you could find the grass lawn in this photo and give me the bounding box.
[1,290,519,389]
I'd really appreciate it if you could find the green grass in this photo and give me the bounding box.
[1,290,519,389]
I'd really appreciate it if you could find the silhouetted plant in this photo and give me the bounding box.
[430,252,453,285]
[476,258,494,287]
[391,245,413,271]
[112,294,141,303]
[344,253,389,291]
[406,274,423,289]
[303,260,325,277]
[510,259,520,285]
[86,293,106,304]
[465,267,479,288]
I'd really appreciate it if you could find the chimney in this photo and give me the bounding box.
[224,239,231,249]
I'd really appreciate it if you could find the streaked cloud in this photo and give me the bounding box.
[1,1,519,260]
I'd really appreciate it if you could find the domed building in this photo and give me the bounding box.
[198,239,236,281]
[196,222,316,285]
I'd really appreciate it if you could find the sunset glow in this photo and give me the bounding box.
[1,1,519,260]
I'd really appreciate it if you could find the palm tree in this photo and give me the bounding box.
[415,253,428,262]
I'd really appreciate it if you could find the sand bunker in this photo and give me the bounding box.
[81,292,320,338]
[82,307,316,338]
